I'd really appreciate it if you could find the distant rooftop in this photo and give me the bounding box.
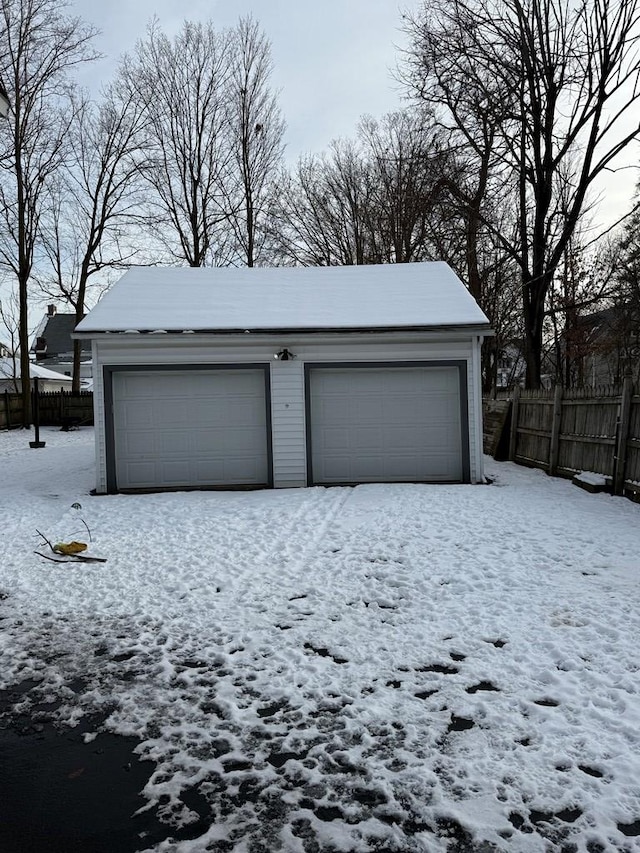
[0,357,73,382]
[31,312,91,357]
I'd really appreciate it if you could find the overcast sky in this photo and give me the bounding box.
[71,0,638,230]
[72,0,419,162]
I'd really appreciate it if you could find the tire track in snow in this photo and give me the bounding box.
[270,487,354,580]
[264,487,354,624]
[208,488,353,635]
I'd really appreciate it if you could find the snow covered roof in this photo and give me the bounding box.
[75,263,491,335]
[0,357,73,383]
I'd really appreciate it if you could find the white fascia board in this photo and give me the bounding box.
[74,326,493,345]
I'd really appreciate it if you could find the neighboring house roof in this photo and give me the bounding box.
[566,303,639,359]
[75,263,491,335]
[0,357,73,383]
[31,313,91,357]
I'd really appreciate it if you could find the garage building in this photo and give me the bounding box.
[74,263,491,493]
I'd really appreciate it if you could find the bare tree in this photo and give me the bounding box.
[401,0,513,299]
[121,20,233,267]
[37,88,146,391]
[614,182,640,312]
[274,140,375,266]
[0,285,20,391]
[359,111,449,263]
[544,235,619,387]
[403,0,640,387]
[274,110,447,267]
[597,184,640,381]
[0,0,97,425]
[224,16,285,266]
[400,2,522,392]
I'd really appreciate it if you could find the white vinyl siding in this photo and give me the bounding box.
[90,332,484,493]
[269,360,307,488]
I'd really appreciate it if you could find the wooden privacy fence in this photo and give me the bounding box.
[492,377,640,498]
[1,391,23,430]
[1,390,94,430]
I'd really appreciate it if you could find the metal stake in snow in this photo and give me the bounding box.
[29,376,46,449]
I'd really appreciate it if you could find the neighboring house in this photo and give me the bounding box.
[572,304,640,386]
[548,304,640,388]
[0,341,12,358]
[0,357,74,392]
[30,305,92,379]
[495,344,526,390]
[75,263,492,494]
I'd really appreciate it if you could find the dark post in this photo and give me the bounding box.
[508,385,520,462]
[29,376,46,448]
[548,384,563,476]
[613,372,633,496]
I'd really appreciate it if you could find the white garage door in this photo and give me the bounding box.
[308,365,463,484]
[112,369,270,489]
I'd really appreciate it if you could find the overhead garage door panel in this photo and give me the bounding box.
[112,370,269,489]
[309,366,463,484]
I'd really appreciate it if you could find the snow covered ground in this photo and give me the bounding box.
[1,426,639,852]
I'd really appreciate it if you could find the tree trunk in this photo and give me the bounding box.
[72,337,83,394]
[18,273,31,428]
[522,276,546,389]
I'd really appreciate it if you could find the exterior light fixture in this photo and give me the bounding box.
[274,348,295,361]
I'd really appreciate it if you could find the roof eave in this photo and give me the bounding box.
[73,323,493,339]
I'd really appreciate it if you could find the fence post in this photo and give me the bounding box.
[613,374,633,496]
[3,390,10,429]
[29,377,46,448]
[548,384,563,476]
[509,385,520,462]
